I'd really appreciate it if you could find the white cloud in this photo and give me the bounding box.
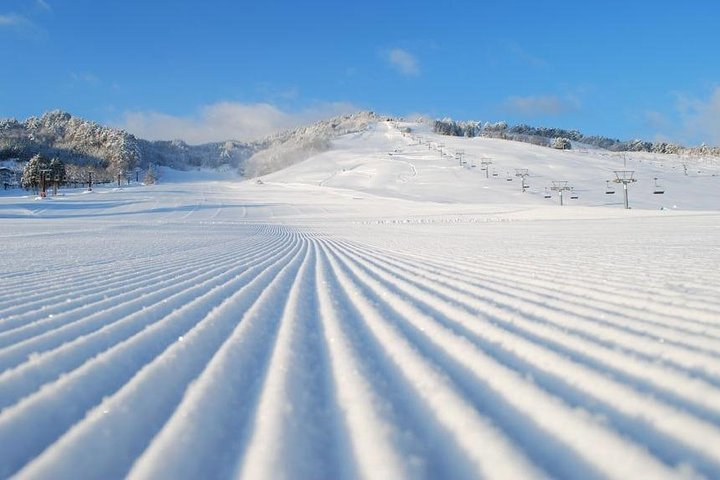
[504,94,580,117]
[35,0,51,12]
[0,13,29,27]
[0,11,43,38]
[254,83,299,101]
[70,72,101,86]
[676,86,720,145]
[116,101,358,144]
[503,42,548,68]
[385,48,420,76]
[647,87,720,146]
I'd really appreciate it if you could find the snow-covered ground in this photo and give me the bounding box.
[1,122,720,479]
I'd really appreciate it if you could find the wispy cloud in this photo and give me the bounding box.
[643,110,672,131]
[675,86,720,145]
[503,42,548,69]
[0,10,45,38]
[115,101,359,144]
[0,1,50,36]
[35,0,51,12]
[503,94,580,117]
[70,72,101,86]
[254,83,300,101]
[385,48,420,76]
[0,13,31,28]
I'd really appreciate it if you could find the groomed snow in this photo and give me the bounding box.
[1,122,719,479]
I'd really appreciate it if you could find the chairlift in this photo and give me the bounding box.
[543,187,551,199]
[653,177,665,195]
[492,170,499,177]
[605,180,615,194]
[570,187,579,200]
[506,172,513,181]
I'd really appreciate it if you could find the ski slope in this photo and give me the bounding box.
[1,122,720,479]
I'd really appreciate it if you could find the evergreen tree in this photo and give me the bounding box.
[49,157,66,185]
[21,154,49,193]
[551,137,572,150]
[143,164,159,184]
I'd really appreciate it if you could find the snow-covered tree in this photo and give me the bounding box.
[21,153,49,193]
[484,121,508,132]
[551,137,572,150]
[49,157,66,184]
[143,164,159,184]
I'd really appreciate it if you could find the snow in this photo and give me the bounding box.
[1,121,719,479]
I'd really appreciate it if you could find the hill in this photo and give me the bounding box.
[261,120,720,211]
[0,110,383,181]
[0,111,257,179]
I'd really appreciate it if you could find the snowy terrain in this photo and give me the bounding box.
[1,121,720,479]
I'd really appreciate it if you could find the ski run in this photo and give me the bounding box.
[1,121,720,479]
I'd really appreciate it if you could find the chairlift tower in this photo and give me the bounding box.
[613,170,637,209]
[550,180,572,206]
[480,158,493,178]
[455,150,465,166]
[515,168,529,192]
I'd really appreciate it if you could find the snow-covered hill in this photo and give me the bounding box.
[241,111,384,177]
[1,120,719,479]
[0,110,258,174]
[262,120,720,211]
[0,110,382,179]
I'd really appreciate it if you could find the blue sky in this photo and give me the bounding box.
[2,0,720,145]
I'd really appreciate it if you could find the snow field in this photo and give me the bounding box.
[1,216,718,478]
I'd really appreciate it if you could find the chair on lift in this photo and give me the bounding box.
[653,177,665,195]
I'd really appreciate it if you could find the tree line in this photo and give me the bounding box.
[433,118,720,155]
[19,153,158,195]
